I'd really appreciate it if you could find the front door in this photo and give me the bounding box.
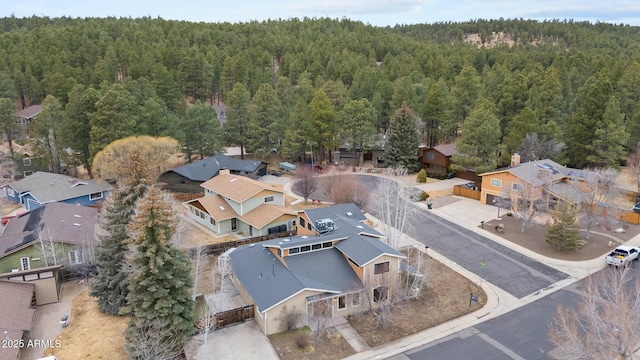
[231,218,237,231]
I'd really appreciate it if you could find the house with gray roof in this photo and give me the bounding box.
[479,155,586,209]
[159,154,267,193]
[229,205,405,335]
[0,202,98,275]
[5,171,111,211]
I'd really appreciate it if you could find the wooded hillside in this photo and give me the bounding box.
[1,16,639,171]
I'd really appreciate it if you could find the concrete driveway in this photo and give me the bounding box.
[185,321,278,360]
[21,281,87,360]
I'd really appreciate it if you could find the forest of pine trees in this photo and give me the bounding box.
[1,16,640,171]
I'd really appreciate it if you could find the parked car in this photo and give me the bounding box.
[605,245,640,267]
[632,203,640,213]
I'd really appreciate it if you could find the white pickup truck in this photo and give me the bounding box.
[605,245,640,267]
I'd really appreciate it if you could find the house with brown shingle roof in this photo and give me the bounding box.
[0,280,36,360]
[185,170,296,236]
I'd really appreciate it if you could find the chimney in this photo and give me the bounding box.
[511,153,521,167]
[219,169,231,175]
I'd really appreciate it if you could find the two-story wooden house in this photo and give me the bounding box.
[185,170,296,236]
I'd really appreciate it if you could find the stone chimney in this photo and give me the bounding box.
[219,169,231,175]
[510,153,521,167]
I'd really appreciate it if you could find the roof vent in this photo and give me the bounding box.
[230,178,238,183]
[73,215,81,218]
[315,218,336,234]
[301,236,308,239]
[346,212,353,217]
[219,206,226,211]
[73,223,81,227]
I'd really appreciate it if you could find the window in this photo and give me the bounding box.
[374,261,390,274]
[312,243,321,250]
[199,211,205,219]
[69,250,83,265]
[427,153,435,160]
[264,195,274,203]
[338,295,346,310]
[289,247,299,254]
[22,158,31,166]
[299,217,306,227]
[373,286,388,303]
[491,178,502,188]
[434,165,442,171]
[210,217,216,226]
[20,257,30,271]
[322,242,332,248]
[308,223,312,230]
[89,192,103,200]
[512,183,523,192]
[352,292,361,306]
[231,218,237,231]
[300,245,311,252]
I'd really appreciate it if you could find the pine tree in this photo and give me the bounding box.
[385,101,419,171]
[451,98,501,173]
[91,149,155,315]
[90,182,148,315]
[123,187,194,359]
[585,96,628,168]
[545,208,582,251]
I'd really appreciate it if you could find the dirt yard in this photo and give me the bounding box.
[269,327,355,360]
[42,290,128,360]
[481,214,640,261]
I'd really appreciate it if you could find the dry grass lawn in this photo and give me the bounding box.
[269,327,354,360]
[42,290,128,360]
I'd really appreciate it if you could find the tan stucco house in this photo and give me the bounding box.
[185,171,296,237]
[229,204,405,335]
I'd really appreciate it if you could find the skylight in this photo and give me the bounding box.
[230,178,237,183]
[219,206,226,211]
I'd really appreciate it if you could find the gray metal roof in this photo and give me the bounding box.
[0,202,98,255]
[334,232,403,266]
[169,154,265,182]
[9,171,111,204]
[304,203,367,224]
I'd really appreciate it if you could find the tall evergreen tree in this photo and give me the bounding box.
[181,101,223,161]
[385,101,419,170]
[247,83,282,159]
[340,98,377,167]
[307,89,337,163]
[566,73,614,168]
[421,79,450,146]
[91,142,157,315]
[0,98,19,157]
[224,82,251,159]
[123,187,194,359]
[449,65,481,137]
[451,99,501,173]
[31,95,63,173]
[586,96,628,168]
[89,83,137,159]
[60,85,98,177]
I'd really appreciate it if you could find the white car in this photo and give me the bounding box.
[605,245,640,267]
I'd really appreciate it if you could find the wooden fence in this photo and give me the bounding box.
[172,192,202,202]
[453,185,481,200]
[187,230,298,257]
[214,305,255,329]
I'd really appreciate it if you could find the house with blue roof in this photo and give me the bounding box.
[159,154,267,193]
[5,171,111,211]
[229,204,405,335]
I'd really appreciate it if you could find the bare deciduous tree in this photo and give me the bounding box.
[292,166,318,203]
[626,142,640,193]
[573,168,621,240]
[308,298,331,344]
[124,318,186,360]
[195,303,215,345]
[362,270,403,328]
[372,167,419,250]
[548,267,640,360]
[501,180,549,233]
[401,246,432,298]
[320,174,370,208]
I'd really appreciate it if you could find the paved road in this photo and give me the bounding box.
[357,175,570,298]
[401,265,640,360]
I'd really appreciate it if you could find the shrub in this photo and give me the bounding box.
[295,334,309,348]
[420,191,429,201]
[416,168,427,183]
